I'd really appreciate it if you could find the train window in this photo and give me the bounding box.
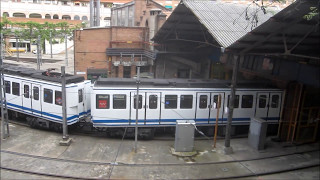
[199,95,207,109]
[241,95,253,108]
[55,91,62,106]
[96,94,110,109]
[24,85,30,98]
[165,95,177,109]
[271,95,279,108]
[44,89,53,104]
[113,94,126,109]
[213,95,221,109]
[149,95,158,109]
[12,82,20,96]
[258,95,267,108]
[180,95,193,109]
[78,89,83,103]
[5,81,10,94]
[33,87,39,100]
[227,95,239,108]
[133,95,142,109]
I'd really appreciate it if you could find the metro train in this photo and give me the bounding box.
[2,65,91,131]
[2,65,283,138]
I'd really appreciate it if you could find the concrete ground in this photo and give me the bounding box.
[3,51,74,74]
[0,123,319,179]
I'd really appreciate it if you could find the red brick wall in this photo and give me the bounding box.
[74,27,147,79]
[74,28,111,78]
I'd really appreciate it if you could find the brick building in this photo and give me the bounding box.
[74,0,170,79]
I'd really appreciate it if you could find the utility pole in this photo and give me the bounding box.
[1,33,10,139]
[134,66,140,153]
[65,34,68,66]
[224,55,240,154]
[16,36,19,62]
[50,31,53,59]
[59,66,71,146]
[36,35,41,70]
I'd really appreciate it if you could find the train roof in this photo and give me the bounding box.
[2,64,84,84]
[94,78,279,89]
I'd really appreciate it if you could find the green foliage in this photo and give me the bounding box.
[1,16,81,52]
[303,7,318,20]
[1,16,81,43]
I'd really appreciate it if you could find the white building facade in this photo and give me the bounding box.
[1,0,116,27]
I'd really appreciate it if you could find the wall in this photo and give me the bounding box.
[74,26,147,79]
[74,28,111,77]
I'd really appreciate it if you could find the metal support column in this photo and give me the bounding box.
[36,35,42,70]
[16,36,19,61]
[224,55,240,154]
[1,33,10,139]
[59,66,71,146]
[134,66,140,153]
[65,34,68,66]
[50,31,53,59]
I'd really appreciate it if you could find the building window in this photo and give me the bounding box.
[113,94,126,109]
[12,82,20,96]
[241,95,253,108]
[74,15,80,20]
[123,66,131,78]
[165,95,177,109]
[24,84,29,98]
[180,95,193,109]
[133,95,142,109]
[96,94,110,109]
[33,87,39,100]
[271,95,279,108]
[53,14,59,19]
[149,95,158,109]
[44,88,53,104]
[55,91,62,106]
[5,81,10,94]
[199,95,207,109]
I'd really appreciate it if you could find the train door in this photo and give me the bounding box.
[255,92,269,119]
[268,92,282,120]
[31,84,41,116]
[145,92,161,124]
[130,92,145,125]
[22,82,32,114]
[196,92,224,124]
[209,92,225,124]
[255,92,281,121]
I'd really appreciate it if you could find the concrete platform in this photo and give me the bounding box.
[1,123,319,179]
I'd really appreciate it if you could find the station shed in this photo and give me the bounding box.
[152,0,274,79]
[153,0,319,143]
[225,0,320,143]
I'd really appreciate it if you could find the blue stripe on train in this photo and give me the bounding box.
[7,102,88,125]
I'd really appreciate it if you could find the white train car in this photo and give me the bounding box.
[3,65,91,130]
[91,78,283,137]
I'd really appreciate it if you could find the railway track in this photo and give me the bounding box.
[1,148,319,179]
[7,118,247,140]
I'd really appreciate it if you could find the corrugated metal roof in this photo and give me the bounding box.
[226,0,320,58]
[153,0,274,47]
[183,0,273,47]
